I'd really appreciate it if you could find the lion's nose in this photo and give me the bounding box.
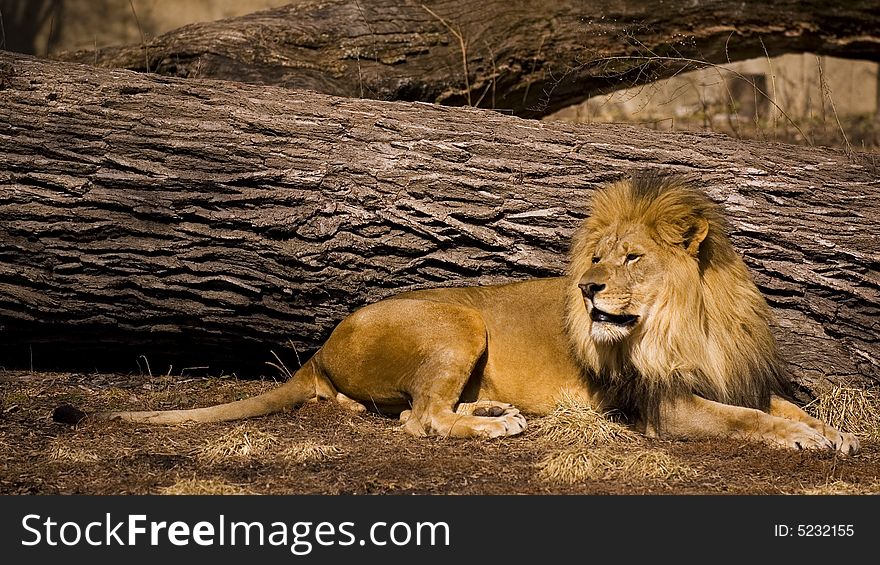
[578,282,605,300]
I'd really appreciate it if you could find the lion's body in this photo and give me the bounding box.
[88,175,859,454]
[320,278,589,417]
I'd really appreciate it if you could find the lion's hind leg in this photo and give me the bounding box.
[395,305,527,439]
[334,392,368,413]
[305,367,369,414]
[769,396,860,455]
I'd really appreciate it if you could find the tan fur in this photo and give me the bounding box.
[94,174,859,454]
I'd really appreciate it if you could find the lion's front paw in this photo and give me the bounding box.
[451,400,528,438]
[456,400,515,417]
[443,409,528,438]
[401,412,430,437]
[402,405,527,438]
[467,409,528,438]
[767,421,835,451]
[824,428,860,455]
[811,421,861,455]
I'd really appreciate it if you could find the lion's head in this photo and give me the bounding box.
[566,174,788,425]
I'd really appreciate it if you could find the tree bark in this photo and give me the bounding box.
[55,0,880,118]
[0,51,877,395]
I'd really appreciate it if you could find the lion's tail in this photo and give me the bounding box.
[53,357,325,426]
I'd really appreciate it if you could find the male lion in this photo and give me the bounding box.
[59,174,858,454]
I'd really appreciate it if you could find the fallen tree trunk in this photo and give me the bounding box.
[56,0,880,118]
[0,52,877,395]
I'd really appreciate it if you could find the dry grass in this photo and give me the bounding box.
[531,394,641,447]
[158,477,252,495]
[194,425,283,463]
[193,424,342,464]
[277,441,344,463]
[531,394,694,484]
[3,370,878,495]
[49,445,101,463]
[798,479,880,495]
[113,376,278,411]
[536,446,698,483]
[806,386,880,441]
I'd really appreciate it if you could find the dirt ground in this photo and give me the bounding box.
[1,370,878,495]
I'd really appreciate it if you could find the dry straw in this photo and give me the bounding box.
[49,445,101,463]
[536,446,698,483]
[158,478,251,495]
[278,442,344,464]
[531,393,641,447]
[806,385,880,440]
[799,480,880,496]
[193,424,342,464]
[533,393,696,484]
[194,425,280,463]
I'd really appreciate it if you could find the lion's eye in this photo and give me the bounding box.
[625,253,642,264]
[591,256,601,264]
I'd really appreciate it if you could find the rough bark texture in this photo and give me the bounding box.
[0,52,877,395]
[56,0,880,118]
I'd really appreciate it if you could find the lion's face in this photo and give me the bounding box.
[567,179,711,348]
[574,223,674,344]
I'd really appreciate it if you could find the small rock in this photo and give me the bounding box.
[52,404,87,425]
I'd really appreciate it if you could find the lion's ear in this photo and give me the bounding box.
[682,216,709,256]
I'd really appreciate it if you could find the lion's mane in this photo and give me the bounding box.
[565,173,789,426]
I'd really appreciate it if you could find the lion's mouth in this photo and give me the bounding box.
[590,308,639,327]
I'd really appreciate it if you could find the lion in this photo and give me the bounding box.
[56,173,859,454]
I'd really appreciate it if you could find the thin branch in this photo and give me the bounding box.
[816,55,852,153]
[422,4,471,106]
[759,37,779,137]
[127,0,150,72]
[522,33,547,106]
